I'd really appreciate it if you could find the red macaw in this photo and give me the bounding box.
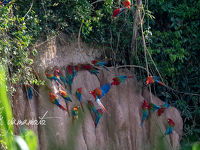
[45,71,63,85]
[91,60,109,71]
[66,65,73,93]
[158,100,170,116]
[145,76,166,87]
[49,92,67,112]
[25,84,33,100]
[95,109,103,128]
[90,83,111,113]
[113,8,126,18]
[90,83,111,99]
[72,106,80,124]
[140,100,149,127]
[54,68,67,86]
[165,118,175,135]
[121,0,131,9]
[76,88,84,112]
[111,75,134,85]
[58,90,72,116]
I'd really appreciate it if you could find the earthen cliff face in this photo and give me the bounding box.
[12,34,183,150]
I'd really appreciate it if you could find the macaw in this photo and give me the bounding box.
[91,60,109,71]
[90,83,111,99]
[148,103,161,113]
[25,84,33,100]
[145,76,166,87]
[140,100,149,127]
[54,68,67,86]
[158,100,170,116]
[49,92,67,112]
[72,65,79,80]
[45,71,63,86]
[88,100,97,123]
[0,0,12,5]
[165,118,175,135]
[121,0,131,9]
[95,109,103,128]
[72,106,80,124]
[58,90,72,116]
[76,88,84,112]
[111,75,134,86]
[90,83,111,113]
[66,65,73,93]
[113,8,126,18]
[82,64,99,76]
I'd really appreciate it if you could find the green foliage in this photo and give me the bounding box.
[0,4,43,93]
[0,65,15,149]
[0,65,38,150]
[20,128,38,150]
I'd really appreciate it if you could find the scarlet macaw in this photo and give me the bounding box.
[76,88,84,112]
[90,83,111,99]
[158,100,170,116]
[45,71,63,85]
[121,0,131,9]
[113,8,126,18]
[54,68,67,86]
[165,118,175,135]
[72,106,80,124]
[58,90,72,116]
[140,100,149,127]
[145,76,166,87]
[90,83,111,113]
[111,75,134,86]
[49,92,67,111]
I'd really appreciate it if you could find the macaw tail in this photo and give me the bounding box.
[158,81,167,87]
[80,101,84,112]
[97,99,108,113]
[57,103,67,112]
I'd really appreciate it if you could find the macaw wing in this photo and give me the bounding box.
[150,103,161,112]
[100,83,111,98]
